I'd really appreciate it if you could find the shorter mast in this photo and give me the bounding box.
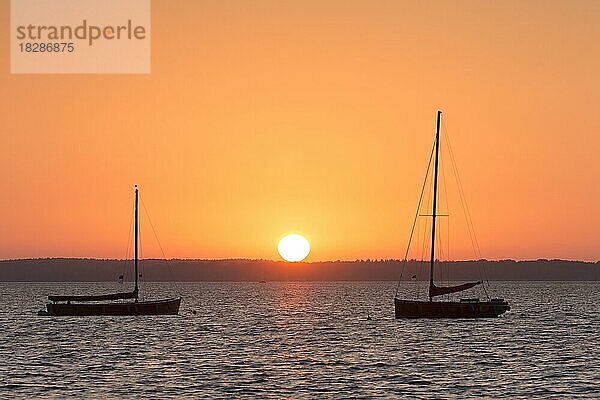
[134,185,139,299]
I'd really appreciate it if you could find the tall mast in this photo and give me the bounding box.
[134,184,139,299]
[429,111,442,301]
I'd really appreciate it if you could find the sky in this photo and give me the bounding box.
[1,0,598,261]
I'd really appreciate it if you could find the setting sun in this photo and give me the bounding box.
[278,234,310,262]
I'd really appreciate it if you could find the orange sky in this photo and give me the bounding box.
[1,1,598,261]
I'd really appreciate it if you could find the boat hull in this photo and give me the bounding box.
[45,297,181,316]
[394,298,509,319]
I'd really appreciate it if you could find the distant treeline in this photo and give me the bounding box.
[0,258,598,282]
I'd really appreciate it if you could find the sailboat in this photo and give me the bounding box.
[41,185,181,316]
[394,111,510,318]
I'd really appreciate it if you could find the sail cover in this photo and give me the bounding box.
[48,291,138,302]
[429,281,481,298]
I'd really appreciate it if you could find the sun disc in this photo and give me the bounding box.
[278,234,310,262]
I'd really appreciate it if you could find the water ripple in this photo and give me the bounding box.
[0,282,599,398]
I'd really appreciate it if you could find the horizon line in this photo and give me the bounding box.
[1,257,598,264]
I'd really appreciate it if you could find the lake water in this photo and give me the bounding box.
[1,282,598,398]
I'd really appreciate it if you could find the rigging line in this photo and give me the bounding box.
[440,139,451,287]
[422,166,434,297]
[121,204,134,282]
[140,195,182,296]
[446,133,491,296]
[417,163,433,300]
[394,139,436,299]
[436,227,449,300]
[412,214,422,299]
[444,128,482,290]
[478,259,490,298]
[140,196,170,261]
[417,188,433,300]
[119,209,133,277]
[442,125,477,258]
[414,197,428,300]
[411,201,424,300]
[443,122,491,298]
[444,125,481,257]
[436,215,450,299]
[436,218,443,280]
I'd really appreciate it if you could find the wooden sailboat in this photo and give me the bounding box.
[394,111,510,318]
[41,185,181,316]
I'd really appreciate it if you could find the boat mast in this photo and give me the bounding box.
[429,111,442,301]
[134,184,139,300]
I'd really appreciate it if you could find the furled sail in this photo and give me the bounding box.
[48,290,138,302]
[429,281,481,298]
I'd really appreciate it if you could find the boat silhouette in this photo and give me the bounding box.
[40,185,181,316]
[394,111,510,318]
